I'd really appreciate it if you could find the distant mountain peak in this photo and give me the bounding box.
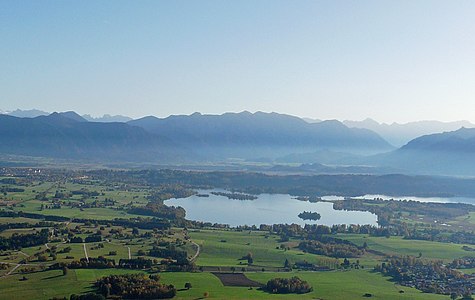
[82,114,132,122]
[6,109,49,118]
[59,111,88,122]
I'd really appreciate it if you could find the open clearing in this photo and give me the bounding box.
[212,272,263,287]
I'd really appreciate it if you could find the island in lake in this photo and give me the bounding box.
[298,211,321,221]
[211,191,258,200]
[295,196,323,203]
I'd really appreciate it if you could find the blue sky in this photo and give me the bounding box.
[1,1,474,122]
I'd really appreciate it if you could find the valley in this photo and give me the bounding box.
[0,168,474,299]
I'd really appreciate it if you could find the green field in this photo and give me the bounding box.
[191,229,337,268]
[0,269,145,300]
[338,234,470,261]
[0,268,447,300]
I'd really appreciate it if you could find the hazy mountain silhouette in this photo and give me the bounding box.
[343,118,475,147]
[5,109,49,118]
[129,111,394,160]
[82,114,133,122]
[0,113,186,163]
[372,127,475,176]
[3,110,475,175]
[2,109,133,123]
[57,111,88,122]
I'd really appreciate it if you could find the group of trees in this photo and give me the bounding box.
[68,257,115,269]
[148,246,188,265]
[0,228,49,250]
[52,257,157,270]
[118,258,154,269]
[95,274,176,299]
[298,236,364,258]
[128,202,186,220]
[264,276,313,294]
[0,221,54,233]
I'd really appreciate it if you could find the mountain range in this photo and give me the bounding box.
[342,118,475,147]
[2,109,475,176]
[0,112,183,163]
[2,109,132,123]
[128,112,393,160]
[0,111,392,164]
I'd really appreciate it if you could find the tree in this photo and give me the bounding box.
[244,252,254,265]
[37,255,48,262]
[284,259,292,270]
[184,282,192,290]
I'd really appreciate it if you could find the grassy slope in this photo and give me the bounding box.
[0,269,144,300]
[0,269,447,300]
[338,234,470,261]
[190,229,337,268]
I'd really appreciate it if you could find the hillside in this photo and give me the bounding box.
[374,127,475,176]
[343,118,475,147]
[0,113,185,163]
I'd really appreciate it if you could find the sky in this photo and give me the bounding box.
[1,1,475,123]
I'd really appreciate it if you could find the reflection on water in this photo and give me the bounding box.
[165,190,378,227]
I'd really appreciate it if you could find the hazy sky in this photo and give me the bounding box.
[1,1,475,122]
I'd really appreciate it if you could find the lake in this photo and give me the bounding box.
[165,190,378,227]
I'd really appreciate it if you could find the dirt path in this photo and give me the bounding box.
[0,263,22,278]
[189,240,200,262]
[82,243,89,262]
[6,264,22,276]
[127,246,131,259]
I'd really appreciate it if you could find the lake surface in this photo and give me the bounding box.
[165,190,378,227]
